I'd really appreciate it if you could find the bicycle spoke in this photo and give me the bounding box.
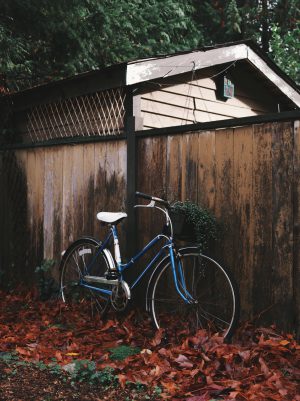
[60,238,112,317]
[150,251,239,340]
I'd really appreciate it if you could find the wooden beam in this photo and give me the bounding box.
[8,64,127,111]
[125,88,137,258]
[0,134,127,151]
[126,44,248,85]
[135,110,300,139]
[247,48,300,107]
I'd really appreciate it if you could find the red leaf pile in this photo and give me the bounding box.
[0,291,299,400]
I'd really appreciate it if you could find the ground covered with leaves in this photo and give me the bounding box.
[0,291,299,401]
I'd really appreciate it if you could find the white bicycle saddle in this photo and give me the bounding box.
[96,212,127,224]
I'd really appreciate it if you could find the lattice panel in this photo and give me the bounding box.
[26,87,126,142]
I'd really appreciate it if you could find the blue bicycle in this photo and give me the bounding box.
[59,192,239,340]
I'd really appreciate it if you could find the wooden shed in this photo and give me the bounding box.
[1,41,300,335]
[5,40,299,144]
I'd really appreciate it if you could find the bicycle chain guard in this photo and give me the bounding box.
[110,281,131,312]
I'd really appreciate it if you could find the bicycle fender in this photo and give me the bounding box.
[103,248,116,271]
[59,237,116,271]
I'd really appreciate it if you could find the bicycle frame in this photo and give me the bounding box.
[80,225,194,304]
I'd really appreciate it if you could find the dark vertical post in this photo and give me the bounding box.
[125,88,137,258]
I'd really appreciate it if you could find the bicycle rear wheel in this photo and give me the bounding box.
[149,248,239,341]
[59,237,112,317]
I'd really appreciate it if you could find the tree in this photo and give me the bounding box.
[0,0,299,91]
[269,22,300,85]
[0,0,203,91]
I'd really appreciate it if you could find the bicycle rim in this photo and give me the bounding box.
[60,238,111,317]
[150,252,239,340]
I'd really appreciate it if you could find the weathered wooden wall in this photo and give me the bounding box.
[0,140,127,283]
[137,121,297,333]
[140,67,277,129]
[0,120,299,336]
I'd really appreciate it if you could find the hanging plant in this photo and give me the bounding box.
[170,200,220,252]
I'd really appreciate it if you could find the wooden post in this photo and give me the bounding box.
[125,88,142,259]
[126,115,137,259]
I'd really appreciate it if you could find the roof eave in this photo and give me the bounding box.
[126,42,300,108]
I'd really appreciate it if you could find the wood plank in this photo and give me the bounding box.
[26,150,37,271]
[72,145,84,239]
[52,147,63,280]
[142,96,259,121]
[62,145,74,249]
[252,123,273,324]
[232,126,254,319]
[271,122,294,330]
[166,134,183,203]
[214,129,235,274]
[137,136,167,248]
[43,148,54,260]
[127,43,248,85]
[141,108,229,130]
[94,141,109,240]
[83,143,95,235]
[143,85,269,113]
[34,148,45,266]
[197,130,216,211]
[181,133,198,202]
[13,150,31,279]
[293,120,300,338]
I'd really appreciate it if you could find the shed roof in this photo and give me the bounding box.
[7,40,300,110]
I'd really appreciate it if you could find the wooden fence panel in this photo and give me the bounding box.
[0,140,126,280]
[214,129,235,277]
[83,143,95,235]
[197,131,216,210]
[0,119,299,334]
[252,123,273,323]
[271,122,294,330]
[232,126,254,318]
[136,121,298,331]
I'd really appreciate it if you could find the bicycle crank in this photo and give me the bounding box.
[110,281,131,312]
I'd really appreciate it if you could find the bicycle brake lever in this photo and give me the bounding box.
[134,200,156,208]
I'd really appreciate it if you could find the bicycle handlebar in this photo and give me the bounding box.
[135,191,169,207]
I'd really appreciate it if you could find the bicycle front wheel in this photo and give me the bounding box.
[60,237,112,317]
[149,248,239,341]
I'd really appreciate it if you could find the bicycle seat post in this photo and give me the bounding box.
[111,224,121,267]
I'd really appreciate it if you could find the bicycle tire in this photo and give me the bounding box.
[59,237,112,317]
[149,247,239,341]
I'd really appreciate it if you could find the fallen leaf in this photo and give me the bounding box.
[118,374,127,389]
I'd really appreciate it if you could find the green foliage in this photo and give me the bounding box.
[172,200,219,252]
[35,259,56,300]
[109,345,141,361]
[71,359,98,383]
[153,386,162,396]
[225,0,242,36]
[0,0,299,91]
[0,351,19,363]
[71,360,117,386]
[269,22,300,85]
[47,361,62,376]
[0,0,202,91]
